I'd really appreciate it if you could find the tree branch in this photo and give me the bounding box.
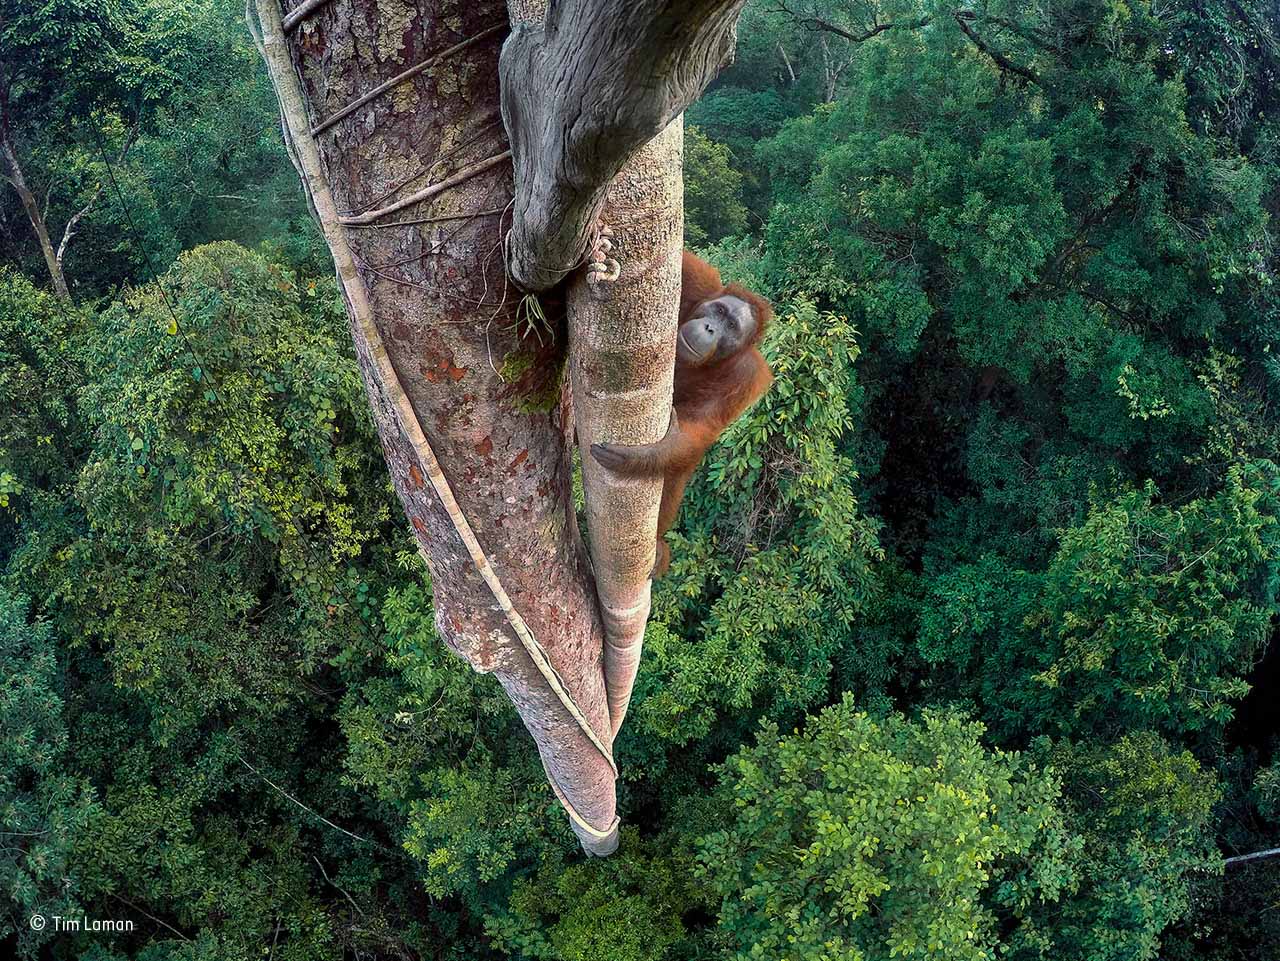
[500,0,748,290]
[776,40,796,85]
[281,0,332,32]
[1224,845,1280,867]
[235,753,377,846]
[54,185,101,268]
[954,10,1041,86]
[772,4,1054,72]
[55,122,139,274]
[770,2,929,44]
[973,12,1063,54]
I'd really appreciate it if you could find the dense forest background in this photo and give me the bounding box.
[3,0,1280,958]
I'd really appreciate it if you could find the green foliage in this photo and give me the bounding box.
[700,696,1075,961]
[0,270,85,525]
[1,241,442,960]
[486,835,702,961]
[628,300,882,770]
[0,0,315,294]
[1037,734,1221,961]
[11,242,393,739]
[1151,746,1280,961]
[4,0,1280,957]
[683,126,749,247]
[0,589,96,956]
[0,0,132,127]
[341,583,565,904]
[919,465,1280,741]
[1032,468,1279,734]
[101,0,322,275]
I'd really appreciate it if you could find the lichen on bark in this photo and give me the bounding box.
[260,0,618,854]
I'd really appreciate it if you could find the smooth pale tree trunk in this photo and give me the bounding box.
[500,0,741,733]
[255,0,744,856]
[503,3,683,735]
[566,121,682,734]
[0,134,71,300]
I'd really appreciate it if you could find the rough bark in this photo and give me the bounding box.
[259,0,741,857]
[256,0,618,854]
[498,0,746,291]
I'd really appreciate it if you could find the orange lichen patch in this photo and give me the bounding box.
[475,436,494,457]
[422,360,467,383]
[419,346,468,384]
[408,464,425,489]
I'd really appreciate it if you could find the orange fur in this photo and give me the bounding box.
[591,251,775,576]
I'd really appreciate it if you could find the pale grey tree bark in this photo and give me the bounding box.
[0,133,70,300]
[500,0,743,291]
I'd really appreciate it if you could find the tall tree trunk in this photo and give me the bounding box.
[503,0,685,739]
[499,0,742,732]
[255,0,744,857]
[0,133,70,300]
[561,72,682,738]
[254,0,619,854]
[820,36,840,103]
[777,41,798,86]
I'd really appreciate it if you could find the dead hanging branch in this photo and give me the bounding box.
[311,24,506,136]
[1224,845,1280,867]
[500,0,749,290]
[337,151,512,225]
[769,5,1049,85]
